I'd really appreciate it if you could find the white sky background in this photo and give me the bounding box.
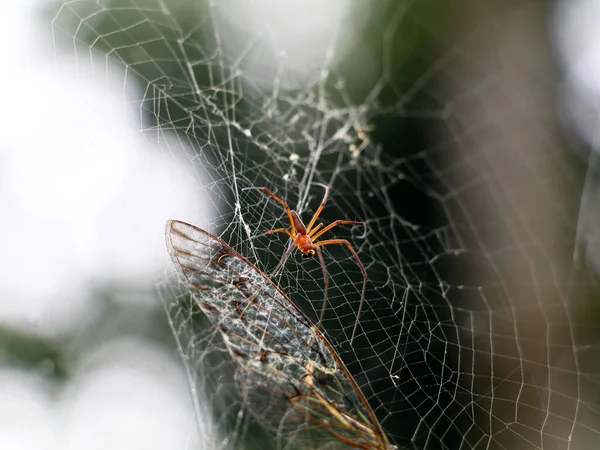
[214,0,369,91]
[0,1,207,449]
[554,0,600,153]
[0,0,361,449]
[553,0,600,276]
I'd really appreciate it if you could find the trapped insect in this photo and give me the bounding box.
[245,184,367,343]
[165,220,395,449]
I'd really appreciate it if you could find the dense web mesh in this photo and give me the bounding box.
[48,1,600,449]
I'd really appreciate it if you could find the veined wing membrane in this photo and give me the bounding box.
[165,220,396,449]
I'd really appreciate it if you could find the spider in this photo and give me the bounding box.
[246,183,367,343]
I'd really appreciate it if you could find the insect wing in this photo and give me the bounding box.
[165,220,394,449]
[166,220,319,362]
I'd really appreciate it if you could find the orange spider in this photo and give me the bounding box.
[246,183,367,343]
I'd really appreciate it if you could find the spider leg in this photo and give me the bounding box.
[307,223,323,237]
[309,220,366,241]
[270,238,297,277]
[315,239,367,344]
[314,245,329,325]
[305,184,329,233]
[252,227,294,240]
[245,187,297,236]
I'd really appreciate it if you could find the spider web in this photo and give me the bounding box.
[47,1,600,449]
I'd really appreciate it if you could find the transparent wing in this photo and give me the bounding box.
[165,220,395,450]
